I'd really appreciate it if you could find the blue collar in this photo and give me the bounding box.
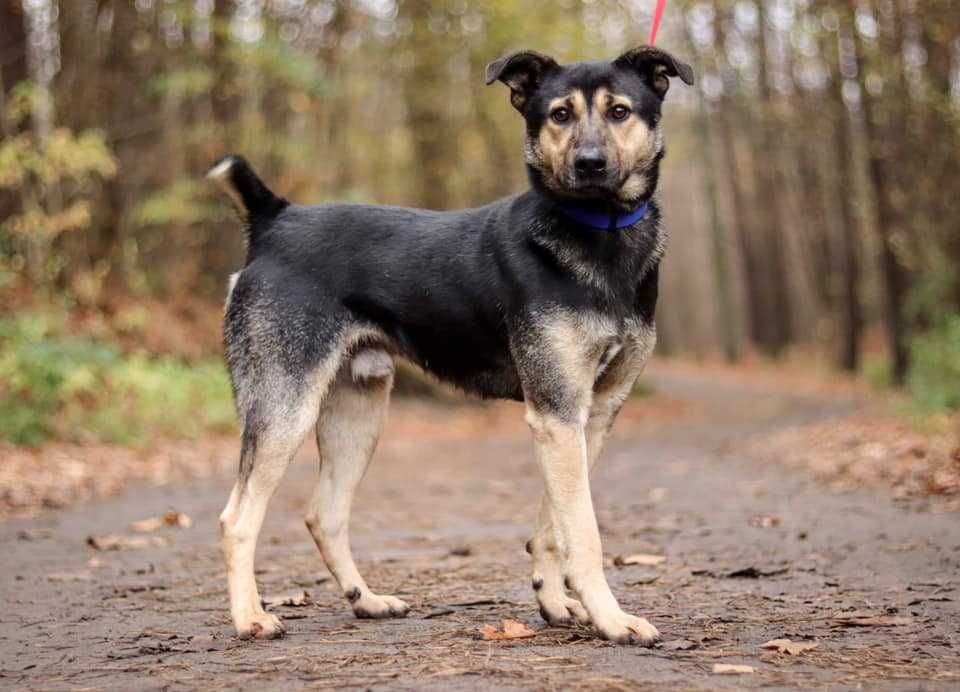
[556,200,650,230]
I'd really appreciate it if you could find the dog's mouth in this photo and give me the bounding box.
[563,172,623,198]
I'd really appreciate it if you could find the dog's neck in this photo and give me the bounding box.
[553,199,651,231]
[524,165,659,228]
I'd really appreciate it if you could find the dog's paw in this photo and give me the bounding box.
[594,612,659,646]
[538,594,590,627]
[236,612,286,640]
[349,590,410,619]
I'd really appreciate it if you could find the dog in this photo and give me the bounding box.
[209,46,693,645]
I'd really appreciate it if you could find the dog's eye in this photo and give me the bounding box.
[551,107,571,124]
[609,105,631,121]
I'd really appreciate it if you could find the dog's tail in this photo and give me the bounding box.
[207,155,288,237]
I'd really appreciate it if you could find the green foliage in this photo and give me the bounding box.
[0,81,117,288]
[906,316,960,411]
[227,35,326,96]
[132,179,227,228]
[862,356,893,390]
[148,66,215,99]
[0,311,236,446]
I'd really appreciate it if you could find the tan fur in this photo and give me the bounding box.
[305,357,409,619]
[206,159,246,214]
[523,311,659,644]
[594,89,655,174]
[535,91,587,193]
[528,87,658,205]
[224,271,241,314]
[219,326,394,638]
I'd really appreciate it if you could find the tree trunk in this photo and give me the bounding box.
[0,0,28,134]
[685,13,738,361]
[752,0,793,355]
[853,4,910,384]
[830,21,861,372]
[401,0,453,210]
[0,0,29,240]
[713,1,763,353]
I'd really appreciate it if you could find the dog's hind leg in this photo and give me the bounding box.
[305,349,410,619]
[220,372,331,639]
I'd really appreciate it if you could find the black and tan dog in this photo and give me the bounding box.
[209,46,693,645]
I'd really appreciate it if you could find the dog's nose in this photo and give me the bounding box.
[575,149,607,177]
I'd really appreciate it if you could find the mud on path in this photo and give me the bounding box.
[1,368,958,690]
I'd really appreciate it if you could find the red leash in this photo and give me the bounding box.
[648,0,667,45]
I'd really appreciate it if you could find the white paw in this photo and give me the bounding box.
[538,593,591,626]
[348,588,410,619]
[236,611,286,640]
[594,612,659,646]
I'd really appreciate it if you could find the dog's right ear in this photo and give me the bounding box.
[484,50,559,112]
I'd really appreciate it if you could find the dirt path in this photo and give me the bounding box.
[1,368,958,690]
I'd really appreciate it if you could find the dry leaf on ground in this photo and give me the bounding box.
[614,553,666,567]
[86,534,170,551]
[742,416,960,502]
[46,571,94,582]
[713,663,755,675]
[131,511,193,532]
[692,564,789,579]
[480,619,537,641]
[761,638,818,655]
[263,591,311,608]
[749,514,781,528]
[832,611,912,627]
[660,639,697,651]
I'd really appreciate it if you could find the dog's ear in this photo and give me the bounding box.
[484,50,559,112]
[614,47,694,100]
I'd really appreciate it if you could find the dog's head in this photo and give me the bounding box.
[485,48,693,209]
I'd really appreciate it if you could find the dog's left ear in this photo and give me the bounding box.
[614,47,694,100]
[485,50,559,112]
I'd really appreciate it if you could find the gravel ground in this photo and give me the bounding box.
[1,368,958,690]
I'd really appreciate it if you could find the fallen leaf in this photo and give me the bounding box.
[263,590,311,609]
[87,534,170,551]
[831,611,912,627]
[425,608,456,619]
[661,638,697,651]
[614,553,666,567]
[626,572,660,586]
[691,564,789,579]
[724,565,788,579]
[480,619,537,641]
[761,638,818,655]
[47,571,94,582]
[713,664,755,675]
[749,514,781,528]
[131,511,192,532]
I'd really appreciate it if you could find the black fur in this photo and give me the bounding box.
[210,154,289,239]
[214,47,694,645]
[223,189,662,402]
[214,48,692,416]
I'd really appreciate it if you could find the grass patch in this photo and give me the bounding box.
[0,310,235,446]
[862,355,893,391]
[907,316,960,413]
[858,318,960,432]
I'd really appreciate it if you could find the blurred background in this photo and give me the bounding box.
[0,0,959,453]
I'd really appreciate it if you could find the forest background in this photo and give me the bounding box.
[1,0,958,448]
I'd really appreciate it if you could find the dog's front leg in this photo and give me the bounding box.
[526,406,659,645]
[529,497,590,626]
